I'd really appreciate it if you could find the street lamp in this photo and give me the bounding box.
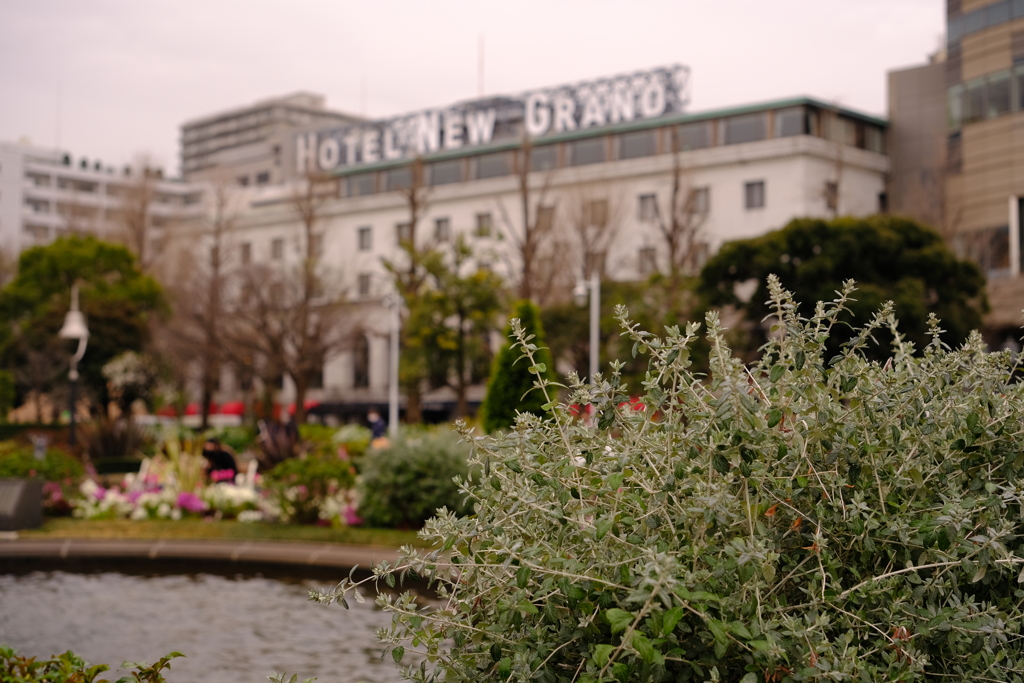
[58,284,89,448]
[573,274,600,384]
[384,293,401,440]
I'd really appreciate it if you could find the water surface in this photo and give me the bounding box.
[0,569,405,683]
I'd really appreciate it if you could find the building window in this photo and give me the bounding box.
[353,334,370,389]
[825,182,839,212]
[674,122,711,151]
[357,273,372,298]
[638,194,658,222]
[475,212,492,237]
[724,114,767,145]
[255,171,271,185]
[241,242,251,265]
[638,246,658,275]
[349,173,377,196]
[434,217,451,242]
[430,159,463,186]
[309,233,323,257]
[618,130,657,160]
[569,138,606,166]
[744,181,766,210]
[689,187,711,214]
[878,192,889,213]
[475,152,512,180]
[238,175,249,187]
[536,205,555,233]
[271,238,284,260]
[306,364,324,390]
[947,84,964,128]
[775,107,808,137]
[584,199,609,228]
[964,78,986,123]
[988,71,1011,117]
[358,226,372,251]
[387,167,413,191]
[530,145,558,171]
[396,222,412,244]
[583,250,606,278]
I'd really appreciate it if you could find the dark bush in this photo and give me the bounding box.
[357,428,472,529]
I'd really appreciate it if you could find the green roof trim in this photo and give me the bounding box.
[328,96,888,178]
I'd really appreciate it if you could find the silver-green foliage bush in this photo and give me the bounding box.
[316,277,1024,682]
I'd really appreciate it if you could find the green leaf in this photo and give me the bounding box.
[490,643,502,662]
[516,566,531,588]
[741,673,758,683]
[662,607,684,636]
[794,350,806,370]
[497,656,511,677]
[596,517,613,540]
[593,644,614,668]
[770,364,785,383]
[713,453,731,475]
[518,601,539,615]
[631,632,656,663]
[605,608,633,634]
[392,646,405,664]
[707,618,729,646]
[767,409,782,428]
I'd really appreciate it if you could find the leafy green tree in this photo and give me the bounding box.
[0,235,166,410]
[481,300,555,433]
[698,215,987,360]
[405,236,505,418]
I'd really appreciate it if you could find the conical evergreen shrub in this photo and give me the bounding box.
[481,300,555,433]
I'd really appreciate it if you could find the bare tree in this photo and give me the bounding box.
[560,185,624,281]
[654,129,710,284]
[227,172,348,425]
[496,136,558,302]
[112,157,161,270]
[157,178,238,428]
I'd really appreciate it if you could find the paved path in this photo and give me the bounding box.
[0,537,401,570]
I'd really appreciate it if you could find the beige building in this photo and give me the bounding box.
[891,0,1024,339]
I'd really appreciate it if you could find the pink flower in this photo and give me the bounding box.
[127,490,143,505]
[94,487,108,501]
[177,491,208,513]
[343,505,363,526]
[210,469,235,483]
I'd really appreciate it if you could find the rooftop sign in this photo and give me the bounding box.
[295,65,690,174]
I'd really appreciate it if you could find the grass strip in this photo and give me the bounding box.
[20,518,429,548]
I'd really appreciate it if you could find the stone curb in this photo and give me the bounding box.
[0,537,400,570]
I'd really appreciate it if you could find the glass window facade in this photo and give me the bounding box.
[430,159,462,186]
[475,152,511,179]
[530,145,558,171]
[349,173,377,196]
[724,114,767,145]
[988,71,1011,117]
[618,130,657,159]
[675,122,711,151]
[964,78,987,123]
[775,107,807,137]
[744,181,765,210]
[569,138,606,166]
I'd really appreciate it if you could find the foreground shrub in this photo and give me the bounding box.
[357,428,471,529]
[0,645,182,683]
[316,277,1024,682]
[264,452,357,525]
[0,441,84,514]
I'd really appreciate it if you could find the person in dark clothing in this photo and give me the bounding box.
[368,410,388,440]
[202,437,238,483]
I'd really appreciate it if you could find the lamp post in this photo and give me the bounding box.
[573,274,600,384]
[58,285,89,448]
[385,293,401,440]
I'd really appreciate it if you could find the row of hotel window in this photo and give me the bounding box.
[240,181,768,266]
[948,64,1024,127]
[331,108,877,197]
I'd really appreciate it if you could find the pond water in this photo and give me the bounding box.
[0,568,407,683]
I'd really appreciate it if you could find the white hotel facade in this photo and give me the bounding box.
[188,68,890,417]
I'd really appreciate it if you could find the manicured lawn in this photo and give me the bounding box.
[21,518,429,548]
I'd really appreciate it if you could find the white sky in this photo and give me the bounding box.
[0,0,945,177]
